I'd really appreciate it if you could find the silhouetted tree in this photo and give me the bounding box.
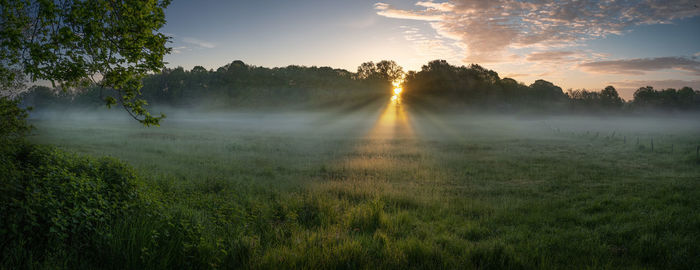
[677,87,696,108]
[403,60,568,109]
[567,86,624,112]
[631,86,698,110]
[22,58,700,113]
[375,60,404,83]
[600,86,624,108]
[356,60,404,85]
[633,86,657,107]
[191,66,208,73]
[529,80,565,100]
[356,62,378,80]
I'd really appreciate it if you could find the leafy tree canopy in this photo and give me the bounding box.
[0,0,171,126]
[356,60,404,83]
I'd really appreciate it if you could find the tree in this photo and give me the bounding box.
[356,60,404,83]
[600,85,623,108]
[356,62,377,80]
[633,86,657,107]
[529,80,565,100]
[677,87,696,108]
[375,60,404,83]
[0,0,171,126]
[191,66,207,73]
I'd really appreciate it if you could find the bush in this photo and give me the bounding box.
[0,143,140,267]
[0,94,209,269]
[0,96,31,141]
[0,142,211,268]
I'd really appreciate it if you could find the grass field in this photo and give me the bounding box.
[28,101,700,269]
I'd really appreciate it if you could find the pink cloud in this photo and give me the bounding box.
[375,0,700,64]
[579,57,700,76]
[526,51,580,62]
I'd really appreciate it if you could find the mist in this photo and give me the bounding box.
[28,98,700,150]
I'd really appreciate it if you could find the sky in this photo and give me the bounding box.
[161,0,700,100]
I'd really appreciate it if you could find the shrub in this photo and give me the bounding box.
[0,144,139,267]
[0,94,207,268]
[0,96,31,141]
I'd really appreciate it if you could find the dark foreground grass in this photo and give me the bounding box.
[23,107,700,269]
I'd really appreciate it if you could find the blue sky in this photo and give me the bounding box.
[161,0,700,99]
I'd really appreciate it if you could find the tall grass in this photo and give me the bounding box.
[18,112,700,269]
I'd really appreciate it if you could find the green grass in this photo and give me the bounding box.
[26,107,700,269]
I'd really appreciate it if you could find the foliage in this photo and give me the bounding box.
[528,79,566,100]
[600,85,625,107]
[0,142,211,268]
[0,0,171,126]
[0,98,207,268]
[403,60,568,110]
[0,99,205,268]
[17,58,700,114]
[402,60,699,112]
[633,86,699,109]
[567,85,625,111]
[356,60,404,83]
[0,96,31,140]
[21,60,397,109]
[139,60,394,108]
[0,143,133,266]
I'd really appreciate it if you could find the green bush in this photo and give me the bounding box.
[0,96,210,269]
[0,141,215,269]
[0,96,31,144]
[0,143,139,266]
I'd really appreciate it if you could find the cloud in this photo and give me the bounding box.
[415,1,454,12]
[579,57,700,75]
[503,71,553,79]
[399,26,464,62]
[503,73,529,78]
[526,51,579,62]
[374,0,700,63]
[182,37,216,49]
[608,79,700,89]
[171,46,188,54]
[374,3,444,21]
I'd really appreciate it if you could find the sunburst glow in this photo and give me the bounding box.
[391,79,403,103]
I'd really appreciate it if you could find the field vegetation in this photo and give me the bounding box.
[8,99,699,269]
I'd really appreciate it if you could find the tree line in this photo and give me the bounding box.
[403,60,700,112]
[21,60,400,110]
[20,59,700,113]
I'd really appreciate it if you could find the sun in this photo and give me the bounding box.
[391,79,403,100]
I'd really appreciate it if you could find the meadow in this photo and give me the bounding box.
[27,100,700,269]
